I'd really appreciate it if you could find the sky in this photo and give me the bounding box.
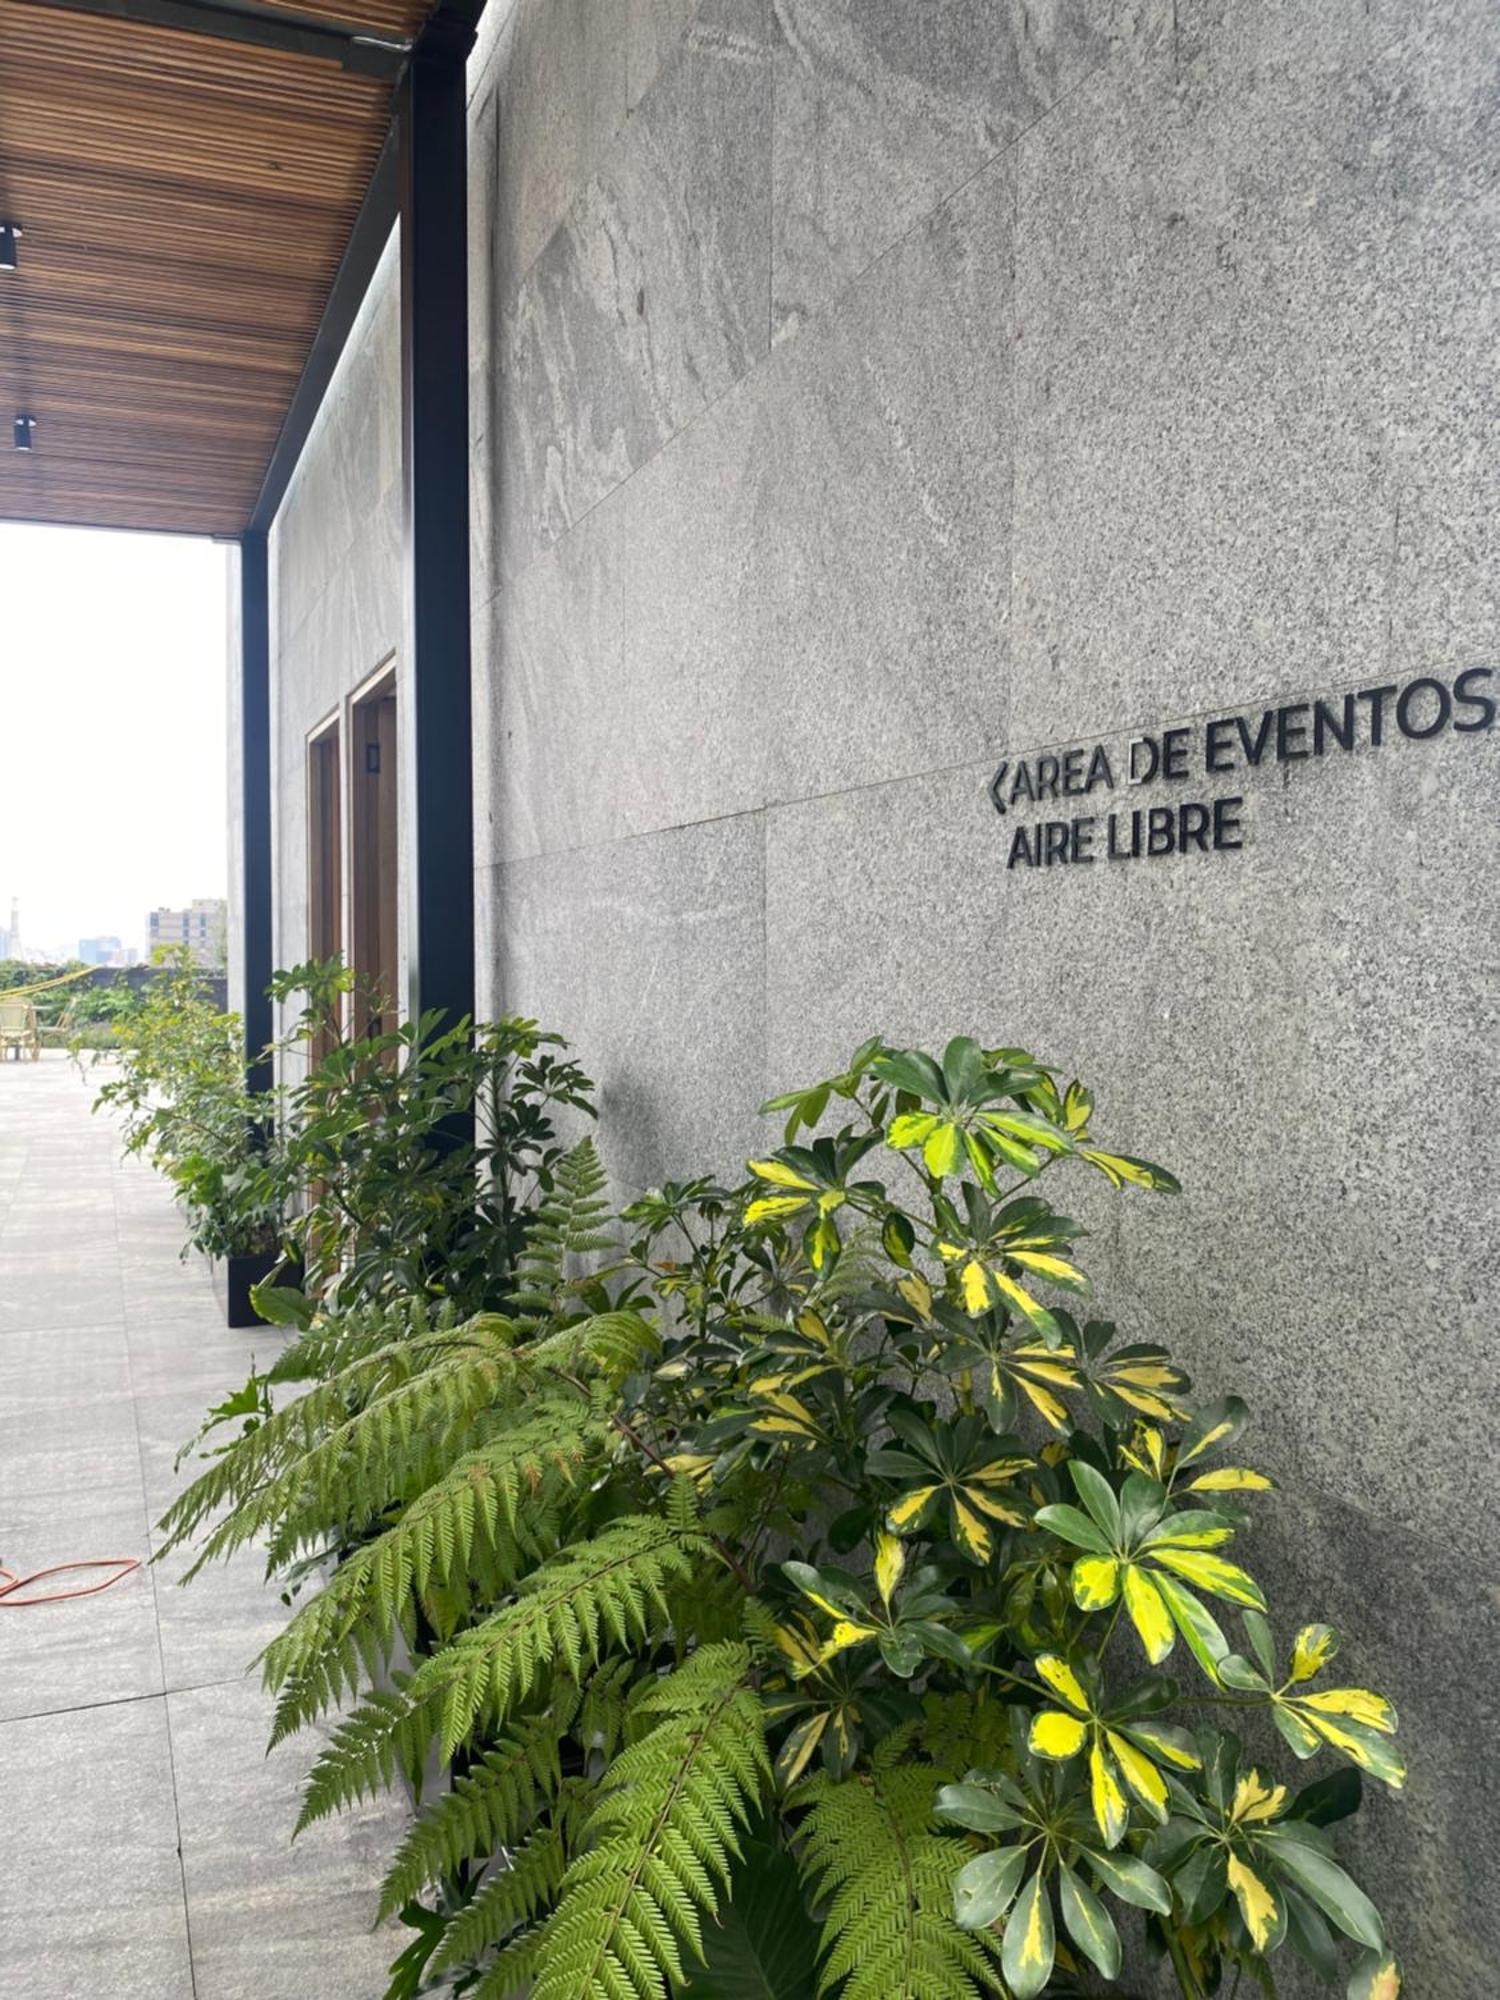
[0,522,229,961]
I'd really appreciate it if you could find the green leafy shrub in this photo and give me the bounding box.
[92,948,288,1259]
[163,1037,1404,1999]
[267,960,597,1315]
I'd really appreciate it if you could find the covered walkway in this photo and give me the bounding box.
[0,1053,405,1998]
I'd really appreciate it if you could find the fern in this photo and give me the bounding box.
[268,1294,459,1386]
[512,1137,617,1331]
[794,1733,999,2000]
[378,1692,582,1918]
[261,1397,606,1741]
[481,1643,768,2000]
[158,1314,524,1559]
[430,1812,576,1972]
[297,1515,709,1830]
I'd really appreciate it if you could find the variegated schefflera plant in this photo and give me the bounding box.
[715,1037,1406,2000]
[158,1034,1405,2000]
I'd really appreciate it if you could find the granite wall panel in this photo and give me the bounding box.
[252,0,1500,1984]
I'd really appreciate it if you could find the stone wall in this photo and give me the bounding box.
[267,1,1500,1986]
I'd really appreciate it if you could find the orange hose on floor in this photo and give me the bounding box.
[0,1558,142,1606]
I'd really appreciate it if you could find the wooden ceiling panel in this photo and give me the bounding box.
[0,0,416,535]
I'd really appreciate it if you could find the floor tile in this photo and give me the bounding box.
[0,1699,195,1999]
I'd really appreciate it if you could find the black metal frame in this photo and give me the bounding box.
[397,2,478,1037]
[237,531,274,1095]
[235,0,481,1101]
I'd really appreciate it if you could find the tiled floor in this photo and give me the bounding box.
[0,1053,406,1998]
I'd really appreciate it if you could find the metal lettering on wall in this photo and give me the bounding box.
[992,668,1496,871]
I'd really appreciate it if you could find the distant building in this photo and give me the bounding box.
[79,936,125,967]
[147,899,227,969]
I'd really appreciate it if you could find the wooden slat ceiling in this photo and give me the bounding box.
[0,0,427,535]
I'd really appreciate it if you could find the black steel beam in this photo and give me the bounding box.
[13,0,407,74]
[247,125,399,536]
[238,531,275,1096]
[397,6,475,1042]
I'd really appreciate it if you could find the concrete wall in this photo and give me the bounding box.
[266,1,1500,1987]
[267,234,403,1050]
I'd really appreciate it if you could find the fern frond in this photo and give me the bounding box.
[158,1314,522,1558]
[268,1294,458,1386]
[795,1735,998,2000]
[520,1643,769,2000]
[430,1812,575,1972]
[297,1516,708,1831]
[262,1398,606,1741]
[377,1693,582,1919]
[512,1137,615,1331]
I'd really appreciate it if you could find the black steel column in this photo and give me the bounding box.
[238,530,274,1095]
[398,6,477,1035]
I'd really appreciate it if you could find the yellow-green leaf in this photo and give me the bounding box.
[1034,1654,1090,1714]
[924,1122,963,1178]
[1298,1687,1396,1733]
[961,1259,992,1315]
[874,1532,906,1607]
[1007,1249,1091,1291]
[1105,1730,1168,1819]
[1072,1555,1121,1612]
[1185,1467,1274,1493]
[1123,1565,1175,1664]
[1230,1770,1287,1824]
[1016,1376,1070,1430]
[1149,1546,1265,1607]
[991,1271,1060,1340]
[896,1274,933,1319]
[1227,1853,1280,1951]
[886,1485,940,1534]
[748,1159,819,1190]
[951,1494,996,1564]
[1150,1547,1266,1608]
[1298,1712,1407,1788]
[1089,1739,1129,1847]
[1289,1624,1339,1684]
[745,1195,811,1224]
[1030,1709,1089,1759]
[774,1713,828,1786]
[1348,1950,1402,2000]
[819,1618,879,1664]
[887,1113,939,1149]
[1002,1867,1056,2000]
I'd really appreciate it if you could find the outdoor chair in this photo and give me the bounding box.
[0,998,41,1061]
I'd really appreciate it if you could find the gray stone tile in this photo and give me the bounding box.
[0,1699,194,1999]
[133,1389,235,1524]
[169,1678,409,2000]
[493,0,627,317]
[770,0,1163,338]
[489,810,767,1186]
[0,1486,159,1722]
[498,0,771,576]
[0,1397,144,1508]
[1010,0,1499,743]
[149,1539,288,1695]
[627,0,700,110]
[495,154,1015,861]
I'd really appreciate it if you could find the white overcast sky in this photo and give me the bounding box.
[0,523,229,960]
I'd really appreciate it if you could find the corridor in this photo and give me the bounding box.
[0,1053,405,1998]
